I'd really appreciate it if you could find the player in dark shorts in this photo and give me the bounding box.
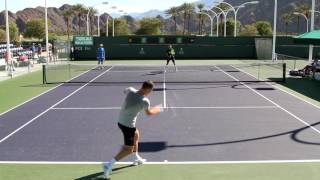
[103,81,162,179]
[165,45,177,72]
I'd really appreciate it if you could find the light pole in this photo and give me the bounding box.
[86,2,108,36]
[218,1,235,37]
[5,0,12,76]
[272,0,277,61]
[45,0,49,64]
[97,14,100,36]
[234,1,259,37]
[293,12,309,32]
[207,9,220,37]
[212,6,227,37]
[309,0,315,63]
[197,12,213,37]
[219,1,259,37]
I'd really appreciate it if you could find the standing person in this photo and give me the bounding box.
[37,44,42,58]
[5,50,14,72]
[165,44,177,72]
[31,43,36,63]
[103,81,162,179]
[70,46,74,61]
[52,44,58,62]
[97,44,105,69]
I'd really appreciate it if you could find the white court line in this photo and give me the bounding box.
[0,65,100,118]
[231,65,320,110]
[109,70,223,73]
[215,65,320,135]
[163,67,167,108]
[51,106,278,110]
[52,107,122,110]
[0,66,114,144]
[1,160,320,165]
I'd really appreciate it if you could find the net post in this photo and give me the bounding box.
[42,64,46,84]
[282,63,286,83]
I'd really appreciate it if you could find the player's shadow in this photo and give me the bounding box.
[139,141,167,152]
[167,120,320,148]
[137,121,320,153]
[75,165,135,180]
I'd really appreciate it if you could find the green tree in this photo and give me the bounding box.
[186,3,195,34]
[216,18,241,36]
[24,19,46,40]
[72,4,87,35]
[226,18,241,36]
[88,7,98,35]
[255,21,272,36]
[49,32,58,41]
[62,8,74,40]
[136,18,161,35]
[0,29,5,42]
[241,24,258,36]
[197,3,205,35]
[166,7,180,34]
[0,22,19,41]
[179,3,189,35]
[281,13,293,36]
[108,18,129,35]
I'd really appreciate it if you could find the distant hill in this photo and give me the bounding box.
[130,10,166,19]
[0,0,319,36]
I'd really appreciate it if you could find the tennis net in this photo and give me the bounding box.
[276,53,309,70]
[42,62,287,84]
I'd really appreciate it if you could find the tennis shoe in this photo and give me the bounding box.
[133,156,147,166]
[103,162,112,179]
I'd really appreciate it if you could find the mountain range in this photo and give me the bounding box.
[0,0,319,36]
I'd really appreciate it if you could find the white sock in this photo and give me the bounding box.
[109,158,117,166]
[135,152,141,159]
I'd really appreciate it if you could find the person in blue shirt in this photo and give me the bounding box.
[31,43,36,60]
[97,44,106,69]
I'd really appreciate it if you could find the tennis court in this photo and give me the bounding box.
[0,62,320,180]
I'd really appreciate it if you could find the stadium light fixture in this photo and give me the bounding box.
[206,8,220,37]
[293,12,309,32]
[86,1,109,36]
[310,10,320,14]
[234,1,259,37]
[218,1,259,37]
[196,11,213,37]
[211,6,227,37]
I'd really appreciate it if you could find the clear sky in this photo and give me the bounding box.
[1,0,201,13]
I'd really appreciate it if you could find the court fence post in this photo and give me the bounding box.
[42,64,46,84]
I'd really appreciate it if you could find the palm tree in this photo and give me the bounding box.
[166,7,180,34]
[186,3,195,35]
[281,13,293,36]
[197,3,205,35]
[179,3,189,35]
[88,7,98,35]
[62,8,74,40]
[217,4,229,36]
[72,4,86,35]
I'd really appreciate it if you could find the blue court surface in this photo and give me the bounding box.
[0,65,320,163]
